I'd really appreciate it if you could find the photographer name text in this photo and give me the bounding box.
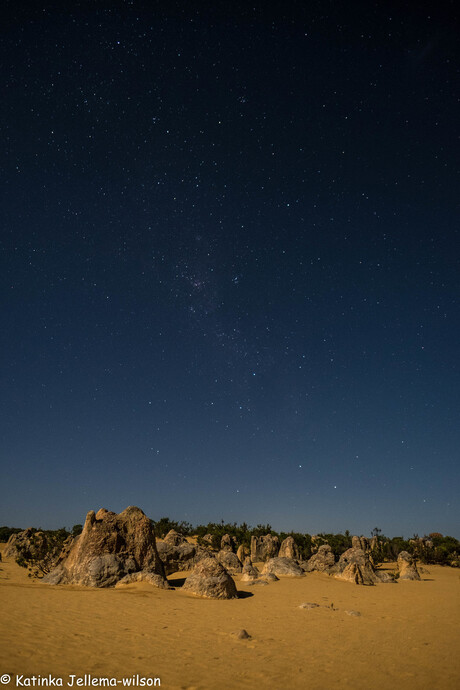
[13,676,160,688]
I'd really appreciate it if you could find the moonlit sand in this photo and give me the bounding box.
[1,543,459,690]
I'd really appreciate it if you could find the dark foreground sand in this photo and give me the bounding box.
[1,544,459,689]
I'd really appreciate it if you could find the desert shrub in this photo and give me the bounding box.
[71,524,83,537]
[152,517,193,538]
[384,537,413,560]
[148,516,459,566]
[250,524,274,538]
[194,521,289,551]
[367,535,460,565]
[196,531,220,550]
[314,533,352,558]
[195,521,256,549]
[420,535,460,565]
[0,526,23,542]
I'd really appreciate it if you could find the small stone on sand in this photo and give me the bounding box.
[299,602,320,609]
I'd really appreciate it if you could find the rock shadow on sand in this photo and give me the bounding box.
[236,590,254,599]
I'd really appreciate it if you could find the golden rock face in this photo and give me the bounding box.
[43,506,167,587]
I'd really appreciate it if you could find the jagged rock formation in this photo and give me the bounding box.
[4,528,73,574]
[304,544,335,572]
[43,507,167,588]
[370,536,379,552]
[335,547,376,582]
[182,557,238,599]
[250,534,280,562]
[4,528,43,560]
[352,536,370,552]
[156,539,200,575]
[333,546,392,585]
[310,535,321,552]
[4,531,22,558]
[278,536,300,560]
[336,562,367,585]
[220,534,237,552]
[397,551,421,580]
[163,530,188,546]
[241,557,259,582]
[236,544,249,563]
[53,534,75,566]
[261,557,305,578]
[216,549,242,574]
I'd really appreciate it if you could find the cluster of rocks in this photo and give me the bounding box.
[4,509,423,597]
[155,529,208,576]
[3,527,74,574]
[301,541,420,584]
[332,546,393,585]
[303,544,335,572]
[3,527,72,563]
[5,508,238,599]
[250,534,280,561]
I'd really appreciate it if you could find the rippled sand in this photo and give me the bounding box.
[1,544,459,689]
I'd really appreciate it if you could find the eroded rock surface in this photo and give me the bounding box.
[4,530,28,559]
[397,551,421,580]
[352,536,370,552]
[241,558,259,582]
[216,549,242,574]
[333,547,379,585]
[305,544,335,572]
[261,557,305,578]
[250,534,280,562]
[156,540,200,575]
[220,534,237,552]
[236,544,249,563]
[43,506,167,588]
[5,529,53,560]
[163,530,188,546]
[182,557,238,599]
[278,536,300,560]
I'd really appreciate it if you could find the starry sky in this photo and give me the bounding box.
[1,1,459,537]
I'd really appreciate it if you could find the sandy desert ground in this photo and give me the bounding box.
[1,543,459,690]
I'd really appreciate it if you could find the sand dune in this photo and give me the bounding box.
[1,544,459,690]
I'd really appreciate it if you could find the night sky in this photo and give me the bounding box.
[1,1,459,537]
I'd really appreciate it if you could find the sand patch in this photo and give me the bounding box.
[1,545,459,689]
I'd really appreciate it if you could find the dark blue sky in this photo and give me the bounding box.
[1,1,459,537]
